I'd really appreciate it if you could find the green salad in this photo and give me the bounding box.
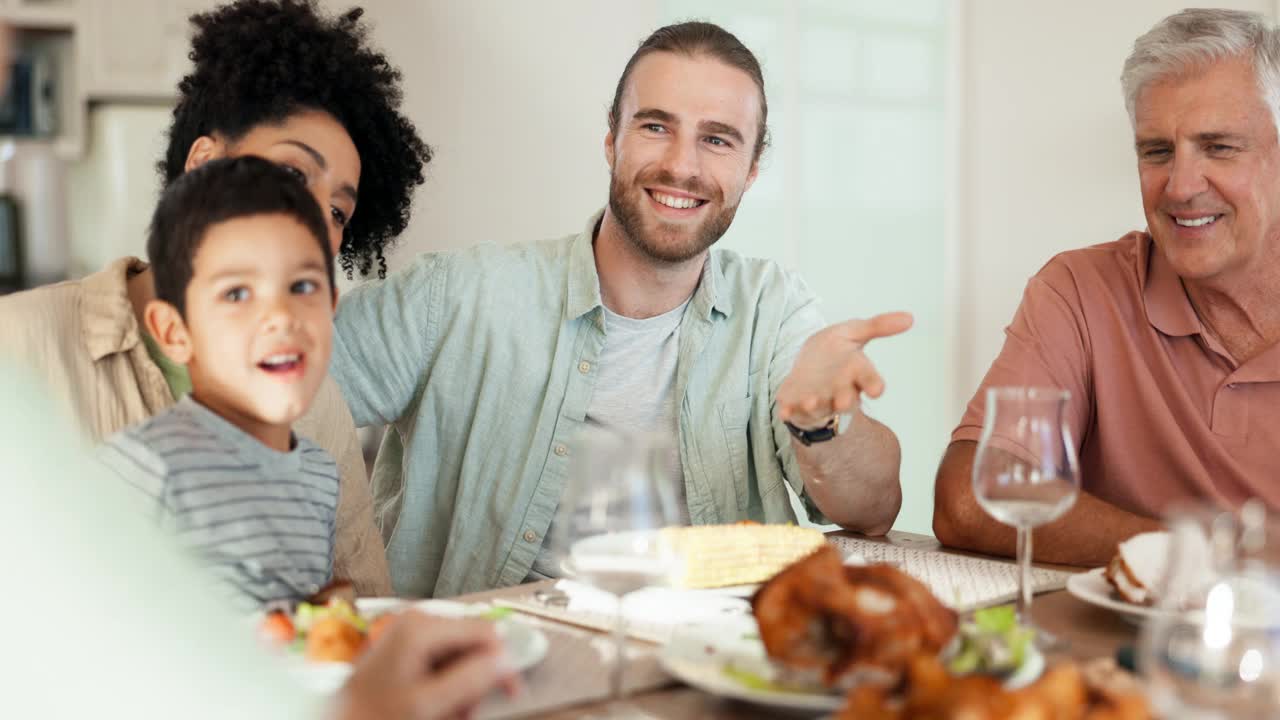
[945,604,1035,676]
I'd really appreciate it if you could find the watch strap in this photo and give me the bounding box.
[785,416,838,446]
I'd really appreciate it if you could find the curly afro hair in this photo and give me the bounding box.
[160,0,431,278]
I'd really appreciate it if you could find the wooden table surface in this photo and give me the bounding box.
[462,530,1135,719]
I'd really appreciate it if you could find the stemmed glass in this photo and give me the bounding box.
[549,426,686,716]
[1139,502,1280,718]
[972,386,1080,648]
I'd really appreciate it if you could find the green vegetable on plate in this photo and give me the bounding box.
[946,604,1035,676]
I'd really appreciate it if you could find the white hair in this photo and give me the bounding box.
[1122,8,1280,133]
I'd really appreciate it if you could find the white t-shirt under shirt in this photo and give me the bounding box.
[527,298,692,580]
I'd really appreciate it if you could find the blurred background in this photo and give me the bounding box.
[1,0,1271,535]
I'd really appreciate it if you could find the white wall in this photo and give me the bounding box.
[67,106,170,276]
[357,0,660,265]
[644,1,952,535]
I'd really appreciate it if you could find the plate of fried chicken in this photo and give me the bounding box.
[659,545,972,712]
[660,545,1152,718]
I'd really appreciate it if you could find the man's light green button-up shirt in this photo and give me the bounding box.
[331,212,827,598]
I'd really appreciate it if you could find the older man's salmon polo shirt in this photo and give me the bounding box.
[954,232,1280,517]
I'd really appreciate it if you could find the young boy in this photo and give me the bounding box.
[99,156,341,609]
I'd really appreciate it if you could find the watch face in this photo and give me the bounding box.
[786,419,836,446]
[807,426,837,443]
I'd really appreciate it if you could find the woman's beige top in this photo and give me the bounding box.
[0,257,391,595]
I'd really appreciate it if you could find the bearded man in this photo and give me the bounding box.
[331,21,909,597]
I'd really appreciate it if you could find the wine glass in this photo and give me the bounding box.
[1139,502,1280,718]
[548,426,686,716]
[972,386,1080,648]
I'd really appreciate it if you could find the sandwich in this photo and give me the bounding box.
[1103,531,1168,605]
[1103,529,1213,608]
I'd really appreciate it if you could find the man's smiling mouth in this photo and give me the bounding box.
[647,189,707,210]
[1172,214,1220,228]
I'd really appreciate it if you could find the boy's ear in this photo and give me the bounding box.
[184,135,223,174]
[143,299,194,365]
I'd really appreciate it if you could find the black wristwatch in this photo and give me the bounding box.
[785,416,839,446]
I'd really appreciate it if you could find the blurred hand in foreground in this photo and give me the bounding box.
[333,610,519,720]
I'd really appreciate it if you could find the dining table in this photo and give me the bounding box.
[457,529,1136,719]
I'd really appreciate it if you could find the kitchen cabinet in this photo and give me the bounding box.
[0,0,76,31]
[0,0,219,158]
[0,1,80,156]
[82,0,218,100]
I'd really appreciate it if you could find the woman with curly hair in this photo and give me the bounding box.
[160,0,429,279]
[0,0,430,597]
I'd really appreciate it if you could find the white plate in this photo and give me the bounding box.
[1066,567,1280,630]
[658,615,1044,713]
[555,563,759,599]
[1065,568,1165,626]
[687,583,759,598]
[276,598,549,694]
[660,615,846,713]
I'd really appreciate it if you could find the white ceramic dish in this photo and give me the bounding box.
[659,615,846,713]
[269,598,549,694]
[1065,567,1166,626]
[658,614,1044,713]
[1066,566,1280,631]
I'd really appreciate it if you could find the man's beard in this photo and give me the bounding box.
[608,169,740,264]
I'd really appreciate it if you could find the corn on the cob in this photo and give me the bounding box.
[660,524,826,589]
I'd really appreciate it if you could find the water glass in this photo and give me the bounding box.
[972,386,1081,647]
[549,426,685,714]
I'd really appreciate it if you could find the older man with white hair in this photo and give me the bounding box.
[934,8,1280,567]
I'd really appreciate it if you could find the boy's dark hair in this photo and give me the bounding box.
[148,156,333,319]
[160,0,431,279]
[608,21,770,161]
